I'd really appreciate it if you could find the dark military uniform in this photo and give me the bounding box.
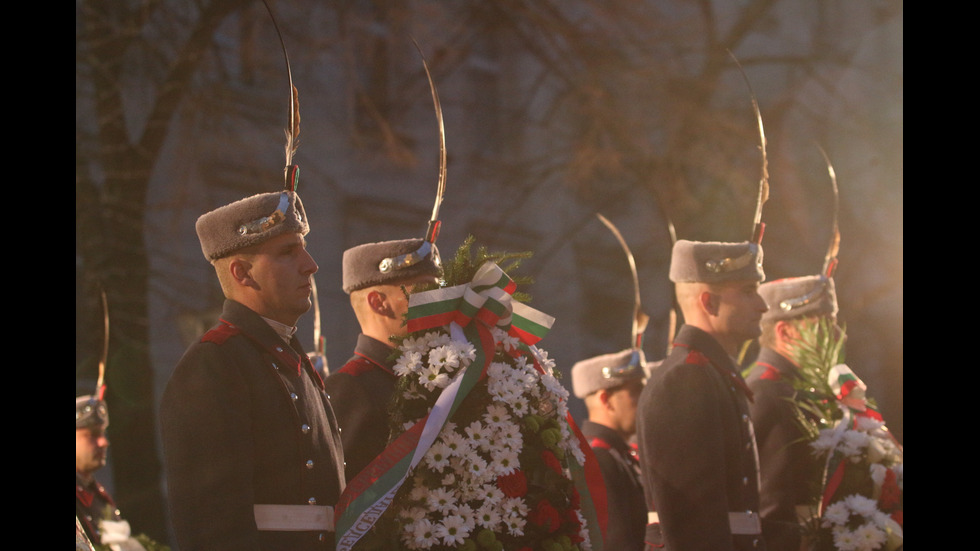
[746,348,818,551]
[161,299,345,551]
[636,324,766,551]
[582,420,646,551]
[324,334,398,483]
[75,472,122,546]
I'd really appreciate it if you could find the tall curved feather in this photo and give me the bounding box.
[596,213,649,351]
[728,50,769,243]
[261,0,300,186]
[816,145,841,278]
[413,39,447,232]
[97,288,109,399]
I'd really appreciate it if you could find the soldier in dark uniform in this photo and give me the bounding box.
[325,238,442,482]
[572,348,648,551]
[76,395,147,550]
[745,275,839,551]
[160,190,345,551]
[636,239,770,551]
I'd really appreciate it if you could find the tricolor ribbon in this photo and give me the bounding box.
[819,364,889,513]
[406,261,555,346]
[335,262,555,550]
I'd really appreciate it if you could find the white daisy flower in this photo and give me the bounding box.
[483,404,512,429]
[435,514,469,546]
[419,366,451,391]
[425,441,453,472]
[408,518,439,549]
[427,487,457,515]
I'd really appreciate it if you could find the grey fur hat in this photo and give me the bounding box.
[760,275,838,323]
[571,348,647,399]
[342,238,443,294]
[669,239,765,284]
[76,395,109,430]
[195,191,309,262]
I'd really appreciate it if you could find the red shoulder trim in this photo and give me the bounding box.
[589,437,612,450]
[201,320,240,345]
[684,350,711,366]
[759,363,782,381]
[338,356,376,377]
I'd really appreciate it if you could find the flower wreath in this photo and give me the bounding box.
[788,319,903,551]
[334,240,606,551]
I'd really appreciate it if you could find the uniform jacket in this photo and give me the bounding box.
[582,420,646,551]
[746,348,817,551]
[76,473,120,546]
[636,324,766,551]
[324,334,398,483]
[160,299,346,551]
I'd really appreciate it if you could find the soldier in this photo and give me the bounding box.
[636,239,770,551]
[572,349,648,551]
[325,238,442,482]
[160,189,345,550]
[745,275,839,550]
[76,395,146,550]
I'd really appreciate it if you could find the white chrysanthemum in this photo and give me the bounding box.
[425,441,453,472]
[491,448,520,475]
[464,421,493,451]
[500,496,528,517]
[822,501,851,526]
[453,340,477,363]
[576,510,593,551]
[832,527,860,551]
[855,416,886,434]
[408,518,439,549]
[483,404,512,429]
[434,515,469,546]
[869,463,887,488]
[428,344,462,372]
[463,455,491,482]
[399,506,428,523]
[852,522,887,551]
[496,424,523,450]
[811,428,843,454]
[844,494,880,517]
[394,351,424,376]
[419,365,451,391]
[475,502,503,529]
[440,472,456,487]
[509,396,530,417]
[504,513,527,537]
[839,430,871,457]
[426,487,457,515]
[481,483,504,505]
[441,431,472,458]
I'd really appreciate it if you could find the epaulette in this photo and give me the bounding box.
[589,437,612,450]
[684,349,711,366]
[759,364,782,381]
[201,321,240,345]
[338,356,378,377]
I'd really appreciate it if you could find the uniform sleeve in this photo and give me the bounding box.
[749,378,807,549]
[592,447,645,551]
[638,364,735,551]
[160,342,261,551]
[324,372,381,482]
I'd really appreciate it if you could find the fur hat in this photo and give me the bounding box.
[669,239,765,284]
[195,191,309,262]
[760,275,838,323]
[342,238,443,294]
[76,395,109,430]
[571,348,647,399]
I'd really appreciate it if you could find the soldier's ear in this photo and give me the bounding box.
[699,290,719,316]
[367,290,395,317]
[230,258,256,289]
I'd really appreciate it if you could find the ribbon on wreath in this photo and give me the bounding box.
[406,261,555,346]
[819,364,891,514]
[335,261,556,551]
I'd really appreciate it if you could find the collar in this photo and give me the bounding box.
[353,334,398,374]
[262,316,298,344]
[581,420,631,453]
[672,324,754,402]
[754,347,799,378]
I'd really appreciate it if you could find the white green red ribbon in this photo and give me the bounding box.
[406,261,555,346]
[335,262,555,550]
